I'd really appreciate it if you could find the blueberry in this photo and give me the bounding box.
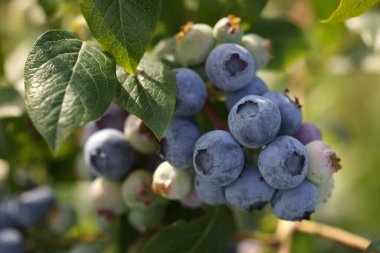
[316,176,334,203]
[121,170,166,211]
[152,37,176,62]
[258,136,309,190]
[173,68,207,118]
[0,228,26,253]
[193,130,244,186]
[91,178,126,221]
[0,199,19,228]
[84,129,134,181]
[225,76,269,110]
[160,118,201,169]
[205,43,255,92]
[94,103,128,131]
[128,206,165,232]
[293,122,323,145]
[228,95,281,148]
[225,164,275,211]
[175,22,215,66]
[306,141,341,184]
[271,180,318,221]
[194,174,225,205]
[124,115,159,154]
[17,186,56,227]
[263,91,302,136]
[49,204,77,235]
[241,33,271,70]
[213,15,244,44]
[152,162,191,200]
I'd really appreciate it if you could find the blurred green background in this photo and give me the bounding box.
[0,0,380,252]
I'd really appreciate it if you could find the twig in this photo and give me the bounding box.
[276,220,298,253]
[294,220,371,250]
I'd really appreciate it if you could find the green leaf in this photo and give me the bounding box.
[79,0,162,74]
[24,30,117,152]
[114,55,176,140]
[141,206,236,253]
[365,239,380,253]
[323,0,380,23]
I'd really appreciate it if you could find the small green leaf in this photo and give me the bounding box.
[114,55,176,140]
[365,239,380,253]
[323,0,380,24]
[79,0,162,74]
[24,30,117,152]
[141,206,236,253]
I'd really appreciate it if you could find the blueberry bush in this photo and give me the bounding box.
[1,0,380,252]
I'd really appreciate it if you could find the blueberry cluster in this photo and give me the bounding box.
[152,15,342,221]
[83,108,170,232]
[0,186,76,252]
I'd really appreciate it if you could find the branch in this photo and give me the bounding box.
[294,220,371,250]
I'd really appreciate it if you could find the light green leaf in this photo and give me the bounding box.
[79,0,162,74]
[141,207,236,253]
[114,55,176,140]
[323,0,380,23]
[24,30,117,152]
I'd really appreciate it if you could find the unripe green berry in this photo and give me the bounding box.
[213,15,244,44]
[306,141,342,185]
[317,176,334,203]
[121,170,166,211]
[128,206,165,232]
[241,33,271,70]
[175,22,215,66]
[48,204,77,235]
[124,115,159,154]
[90,177,126,220]
[152,161,191,200]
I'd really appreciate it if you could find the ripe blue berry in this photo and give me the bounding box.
[228,95,281,148]
[193,130,244,186]
[17,186,56,227]
[84,129,134,181]
[206,43,255,92]
[225,164,275,211]
[160,118,201,169]
[0,228,26,253]
[173,68,207,118]
[258,136,309,190]
[272,181,318,221]
[194,174,225,205]
[263,91,302,136]
[293,122,322,145]
[225,76,269,110]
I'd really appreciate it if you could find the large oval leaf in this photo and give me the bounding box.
[141,207,236,253]
[114,55,176,140]
[79,0,162,74]
[24,30,117,152]
[323,0,380,23]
